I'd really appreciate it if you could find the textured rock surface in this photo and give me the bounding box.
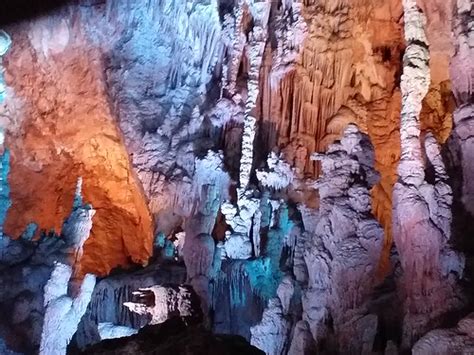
[0,0,471,354]
[412,313,474,354]
[0,0,460,275]
[392,0,465,348]
[1,14,154,275]
[40,262,96,355]
[124,284,201,326]
[299,124,383,353]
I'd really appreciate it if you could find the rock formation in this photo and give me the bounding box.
[40,263,96,355]
[0,30,11,104]
[0,0,472,354]
[124,284,201,326]
[298,124,384,353]
[392,0,465,348]
[412,312,474,354]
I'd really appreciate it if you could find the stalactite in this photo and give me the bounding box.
[239,1,271,189]
[256,152,295,190]
[222,0,247,95]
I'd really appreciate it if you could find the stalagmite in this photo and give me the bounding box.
[250,298,290,355]
[392,0,465,348]
[184,151,230,318]
[124,284,201,325]
[40,262,96,355]
[301,124,383,353]
[62,177,96,266]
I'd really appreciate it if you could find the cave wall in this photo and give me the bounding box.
[0,0,459,276]
[0,0,472,354]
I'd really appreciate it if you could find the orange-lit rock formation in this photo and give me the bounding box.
[2,21,153,276]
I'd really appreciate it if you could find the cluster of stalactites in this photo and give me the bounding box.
[269,0,307,90]
[105,0,223,90]
[448,0,474,216]
[449,0,473,106]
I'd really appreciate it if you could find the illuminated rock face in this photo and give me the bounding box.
[1,16,154,276]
